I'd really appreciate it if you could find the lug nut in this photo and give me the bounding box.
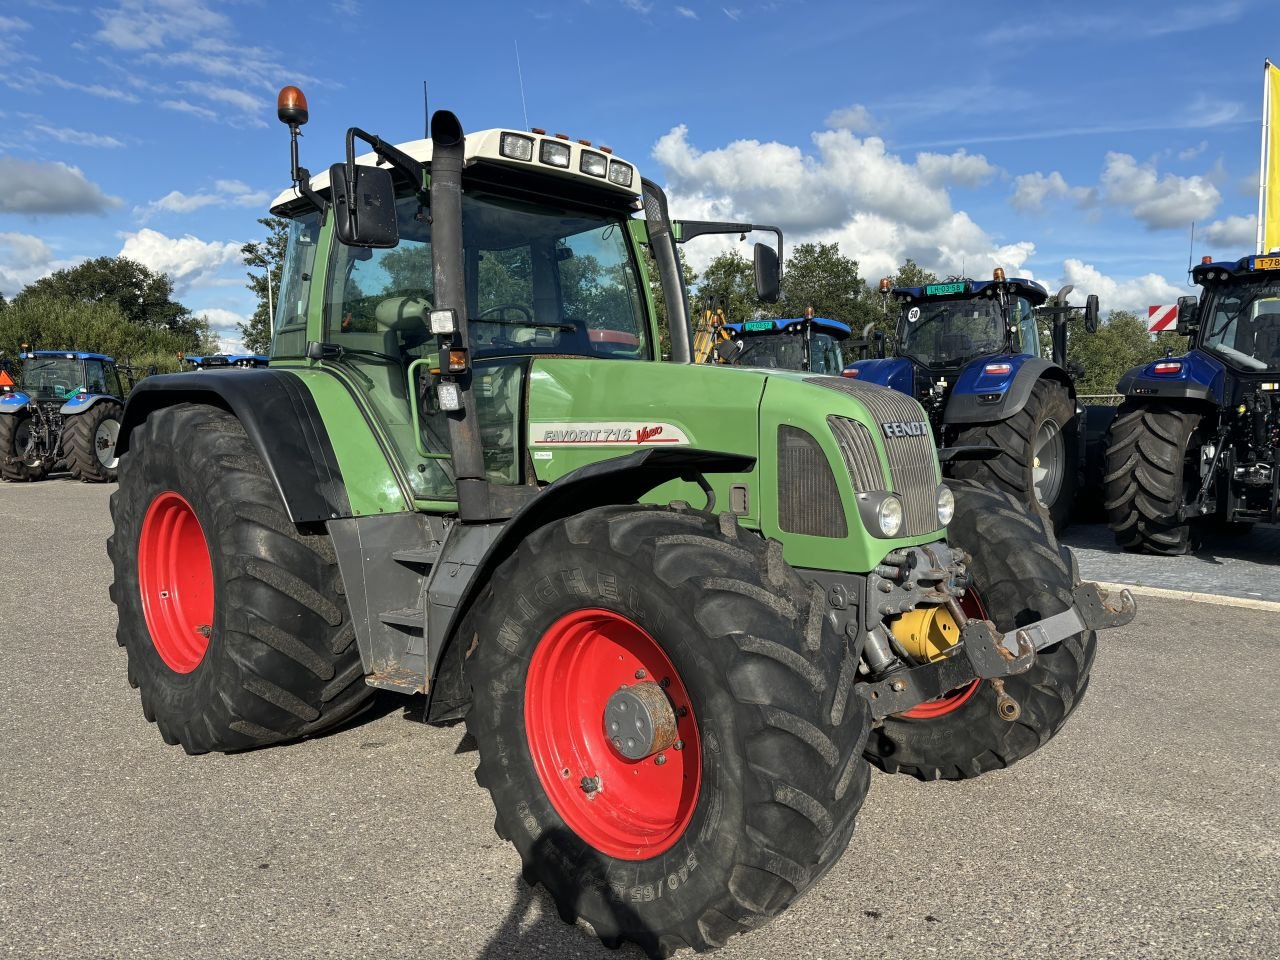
[654,754,667,766]
[634,669,647,680]
[890,679,906,692]
[580,776,599,794]
[673,740,684,751]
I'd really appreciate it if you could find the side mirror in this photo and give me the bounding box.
[714,339,744,364]
[1176,295,1199,336]
[754,243,780,303]
[1084,294,1100,333]
[329,163,399,248]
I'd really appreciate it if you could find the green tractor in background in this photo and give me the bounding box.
[107,87,1134,955]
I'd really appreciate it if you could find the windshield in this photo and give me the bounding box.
[735,333,806,370]
[22,357,84,398]
[1201,279,1280,372]
[326,191,650,361]
[898,298,1005,367]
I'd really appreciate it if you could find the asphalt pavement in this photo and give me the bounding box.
[1,479,1277,959]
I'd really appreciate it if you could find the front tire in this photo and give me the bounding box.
[951,379,1078,530]
[864,481,1096,781]
[108,402,373,753]
[1103,401,1203,555]
[464,506,872,956]
[65,400,123,482]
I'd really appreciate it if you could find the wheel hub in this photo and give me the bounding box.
[603,681,678,760]
[888,604,961,662]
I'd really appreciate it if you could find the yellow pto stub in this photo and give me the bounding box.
[889,605,962,663]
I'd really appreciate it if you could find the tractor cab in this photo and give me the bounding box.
[1186,254,1280,373]
[715,315,851,374]
[13,350,123,401]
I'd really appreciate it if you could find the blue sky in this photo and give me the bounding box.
[2,0,1278,350]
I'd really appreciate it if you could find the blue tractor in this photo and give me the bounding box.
[1104,253,1280,554]
[180,354,271,370]
[845,270,1099,528]
[0,349,130,483]
[713,314,851,374]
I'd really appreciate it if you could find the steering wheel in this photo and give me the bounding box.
[478,304,535,324]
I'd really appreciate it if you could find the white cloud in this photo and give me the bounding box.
[95,0,228,52]
[620,0,652,12]
[1178,141,1208,161]
[652,124,1032,285]
[723,7,741,20]
[675,5,698,18]
[33,124,125,148]
[1100,152,1220,230]
[824,104,875,134]
[1011,171,1094,213]
[7,69,140,103]
[190,84,265,115]
[1199,214,1257,249]
[1059,259,1184,314]
[160,99,217,121]
[194,306,247,352]
[117,228,243,294]
[0,156,123,214]
[135,179,269,220]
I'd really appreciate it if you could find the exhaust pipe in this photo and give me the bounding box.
[429,110,489,516]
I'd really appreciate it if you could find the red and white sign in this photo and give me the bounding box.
[1147,305,1177,332]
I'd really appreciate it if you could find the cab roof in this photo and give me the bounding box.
[892,277,1049,306]
[723,317,852,337]
[270,129,641,213]
[22,350,113,362]
[1192,253,1280,285]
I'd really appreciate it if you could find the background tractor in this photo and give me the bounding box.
[711,313,851,374]
[844,273,1100,529]
[179,353,271,370]
[107,87,1133,956]
[0,349,132,482]
[1105,252,1280,553]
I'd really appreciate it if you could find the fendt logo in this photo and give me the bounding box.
[881,420,930,438]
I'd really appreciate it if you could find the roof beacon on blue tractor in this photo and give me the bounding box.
[1104,252,1280,553]
[845,269,1099,529]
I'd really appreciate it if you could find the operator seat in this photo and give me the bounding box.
[1247,300,1280,366]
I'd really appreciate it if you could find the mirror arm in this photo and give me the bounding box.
[676,221,784,267]
[346,126,428,193]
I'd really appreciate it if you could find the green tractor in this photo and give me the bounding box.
[108,87,1134,955]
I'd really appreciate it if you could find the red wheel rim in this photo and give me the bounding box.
[900,590,986,720]
[138,491,214,674]
[525,608,701,861]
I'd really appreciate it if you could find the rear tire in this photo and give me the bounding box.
[1103,401,1203,555]
[0,412,49,482]
[464,505,872,956]
[951,379,1078,530]
[108,402,373,754]
[65,400,123,482]
[864,481,1096,781]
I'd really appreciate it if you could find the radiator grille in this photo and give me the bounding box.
[809,378,941,537]
[777,425,847,538]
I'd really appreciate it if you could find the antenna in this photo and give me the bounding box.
[423,80,429,139]
[1186,221,1196,283]
[515,40,530,131]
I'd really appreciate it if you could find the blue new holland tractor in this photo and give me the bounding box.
[180,354,271,370]
[713,314,851,374]
[845,270,1099,528]
[0,349,130,482]
[1105,252,1280,554]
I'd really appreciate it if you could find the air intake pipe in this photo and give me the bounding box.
[641,178,692,363]
[429,110,489,517]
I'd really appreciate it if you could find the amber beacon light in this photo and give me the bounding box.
[277,86,309,126]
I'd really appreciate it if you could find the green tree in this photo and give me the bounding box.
[15,257,198,339]
[239,217,290,355]
[889,259,938,290]
[695,250,760,323]
[1067,310,1185,395]
[778,242,881,336]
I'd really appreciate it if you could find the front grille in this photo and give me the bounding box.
[808,377,940,537]
[777,425,847,538]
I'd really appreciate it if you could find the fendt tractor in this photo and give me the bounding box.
[107,87,1134,956]
[845,275,1099,528]
[713,314,851,374]
[0,349,129,482]
[1105,252,1280,554]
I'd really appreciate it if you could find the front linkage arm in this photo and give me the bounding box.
[859,582,1135,721]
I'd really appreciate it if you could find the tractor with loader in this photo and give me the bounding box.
[107,86,1134,955]
[845,274,1100,529]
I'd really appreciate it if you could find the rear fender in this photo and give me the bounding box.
[944,356,1072,424]
[59,393,120,416]
[1115,350,1225,404]
[117,370,354,524]
[425,447,756,720]
[0,391,31,414]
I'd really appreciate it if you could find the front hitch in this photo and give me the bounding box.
[857,582,1135,721]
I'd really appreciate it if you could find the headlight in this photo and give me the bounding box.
[607,159,633,187]
[540,139,571,168]
[876,495,903,537]
[936,484,955,526]
[579,150,608,178]
[499,132,534,161]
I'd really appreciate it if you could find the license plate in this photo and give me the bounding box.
[1255,256,1280,270]
[925,282,966,296]
[743,320,773,331]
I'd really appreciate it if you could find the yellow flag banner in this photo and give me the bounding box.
[1262,60,1280,253]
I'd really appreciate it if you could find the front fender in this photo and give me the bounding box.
[1115,350,1225,403]
[844,356,914,393]
[944,356,1071,424]
[59,393,119,416]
